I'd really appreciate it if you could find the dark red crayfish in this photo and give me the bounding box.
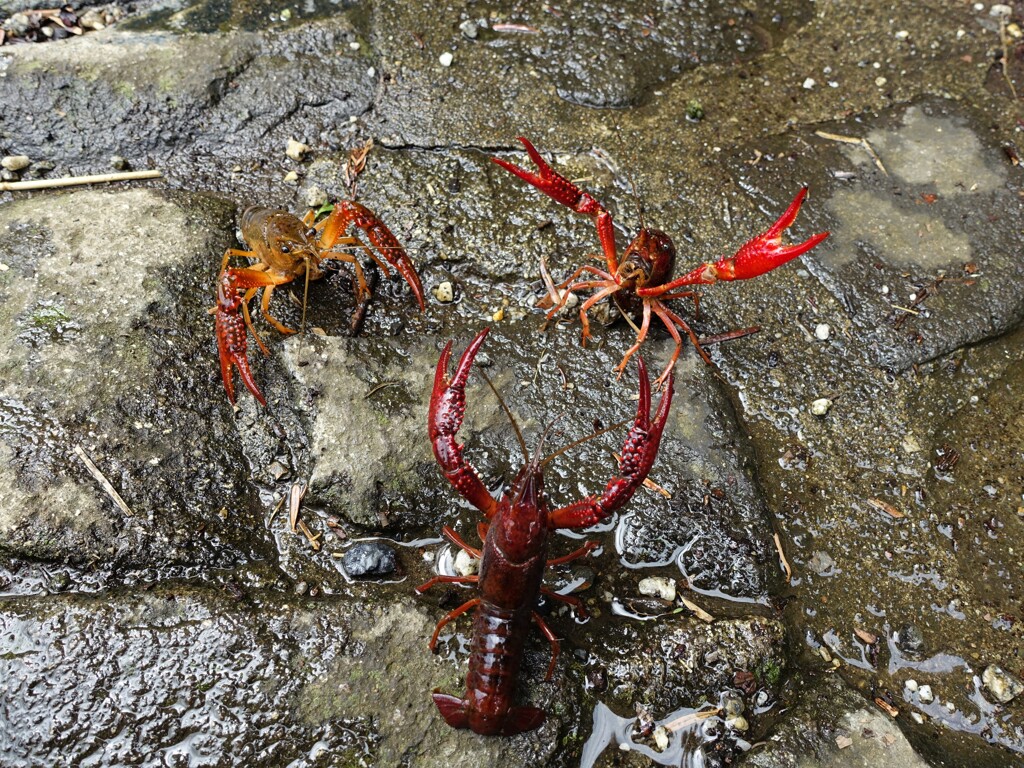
[417,327,673,735]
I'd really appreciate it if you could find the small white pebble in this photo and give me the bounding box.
[0,263,9,272]
[653,726,669,751]
[875,76,887,86]
[918,685,934,703]
[810,398,832,416]
[349,40,360,50]
[454,548,479,577]
[912,712,925,724]
[881,285,889,295]
[726,715,749,732]
[286,137,310,161]
[439,51,454,67]
[367,66,376,78]
[283,170,299,183]
[906,679,919,692]
[803,77,816,89]
[895,30,910,40]
[1,155,30,172]
[991,4,1013,18]
[433,281,454,303]
[638,576,676,602]
[814,323,831,340]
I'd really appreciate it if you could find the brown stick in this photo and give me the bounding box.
[74,445,134,517]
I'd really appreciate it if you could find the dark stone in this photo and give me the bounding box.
[897,624,926,654]
[342,542,397,578]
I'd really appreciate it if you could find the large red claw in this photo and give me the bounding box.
[319,201,426,312]
[493,136,619,271]
[548,357,673,529]
[429,328,497,517]
[661,187,829,289]
[492,137,597,214]
[215,269,270,406]
[726,187,830,280]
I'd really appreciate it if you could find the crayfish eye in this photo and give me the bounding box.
[279,244,291,254]
[306,228,317,239]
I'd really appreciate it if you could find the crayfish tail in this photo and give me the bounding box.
[502,706,546,735]
[432,693,470,729]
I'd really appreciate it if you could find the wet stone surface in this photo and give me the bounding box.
[2,0,1024,766]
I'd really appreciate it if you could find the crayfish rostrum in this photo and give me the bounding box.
[417,327,673,735]
[214,201,425,405]
[493,136,830,386]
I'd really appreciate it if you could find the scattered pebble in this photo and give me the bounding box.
[912,712,925,724]
[349,40,360,50]
[1,155,31,172]
[286,138,310,161]
[652,725,669,751]
[991,4,1013,18]
[905,679,919,692]
[283,170,299,183]
[638,576,676,602]
[814,323,830,340]
[836,734,853,749]
[492,306,505,322]
[875,76,887,87]
[726,715,748,732]
[723,694,744,717]
[454,548,479,577]
[982,664,1024,703]
[433,281,454,303]
[265,460,290,481]
[810,398,832,416]
[918,684,934,703]
[459,20,478,38]
[895,30,910,40]
[304,185,327,209]
[439,51,454,67]
[802,77,816,89]
[901,434,922,453]
[342,541,397,577]
[897,624,926,653]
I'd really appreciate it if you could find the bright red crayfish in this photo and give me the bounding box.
[493,137,830,386]
[215,202,425,405]
[417,327,673,735]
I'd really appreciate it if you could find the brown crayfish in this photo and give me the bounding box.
[214,202,425,405]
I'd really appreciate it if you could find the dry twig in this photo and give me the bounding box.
[1,170,162,192]
[815,131,888,176]
[74,445,133,517]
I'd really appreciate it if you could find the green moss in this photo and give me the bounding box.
[757,657,783,688]
[114,81,136,99]
[30,303,72,330]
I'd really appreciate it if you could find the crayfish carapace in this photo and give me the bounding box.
[214,201,425,405]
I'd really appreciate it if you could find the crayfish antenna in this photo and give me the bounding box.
[480,369,529,466]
